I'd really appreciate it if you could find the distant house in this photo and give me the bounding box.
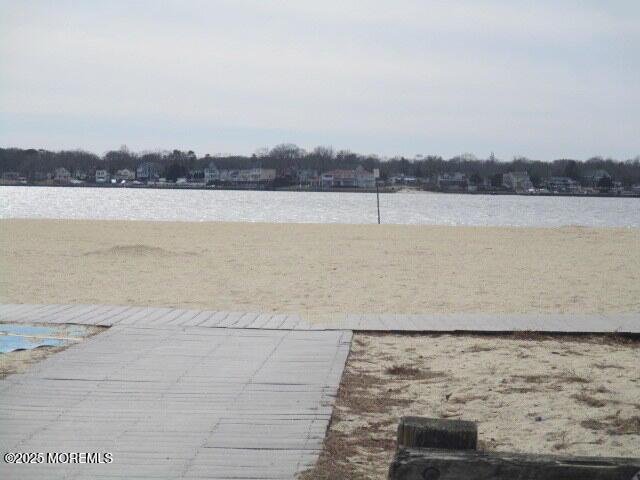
[73,170,88,180]
[321,166,375,188]
[136,162,161,181]
[502,171,533,193]
[296,169,319,186]
[243,168,276,183]
[546,176,581,193]
[389,174,417,186]
[218,169,237,183]
[214,167,276,185]
[95,170,110,183]
[204,162,220,184]
[115,169,135,181]
[437,173,467,191]
[54,167,71,183]
[583,169,611,188]
[321,170,349,188]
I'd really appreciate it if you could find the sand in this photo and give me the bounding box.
[1,219,639,474]
[1,219,639,321]
[301,333,640,479]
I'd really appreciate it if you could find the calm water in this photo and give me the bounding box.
[0,186,638,227]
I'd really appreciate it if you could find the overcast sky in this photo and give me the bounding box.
[1,1,638,160]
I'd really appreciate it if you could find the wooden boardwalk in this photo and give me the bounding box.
[0,303,637,333]
[0,303,637,479]
[0,313,351,479]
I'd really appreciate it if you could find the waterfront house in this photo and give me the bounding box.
[583,169,611,188]
[243,168,276,183]
[296,169,320,186]
[545,176,581,193]
[136,162,161,181]
[502,171,533,193]
[321,166,375,188]
[437,173,467,191]
[213,167,276,185]
[95,170,110,183]
[73,170,88,180]
[389,174,418,186]
[320,172,337,188]
[115,169,135,181]
[204,162,220,184]
[54,167,71,183]
[230,168,276,184]
[219,169,238,182]
[355,167,375,188]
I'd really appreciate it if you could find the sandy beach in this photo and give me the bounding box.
[302,333,640,479]
[1,219,639,321]
[1,218,639,476]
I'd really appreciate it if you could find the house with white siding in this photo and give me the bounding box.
[136,162,161,181]
[321,166,375,188]
[503,171,533,192]
[95,170,110,183]
[54,167,71,183]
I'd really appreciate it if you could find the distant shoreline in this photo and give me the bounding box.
[1,182,639,198]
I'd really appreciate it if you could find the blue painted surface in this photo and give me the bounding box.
[0,324,57,336]
[0,323,72,353]
[0,335,65,353]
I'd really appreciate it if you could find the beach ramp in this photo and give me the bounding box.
[0,322,351,479]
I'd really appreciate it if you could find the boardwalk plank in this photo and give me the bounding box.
[0,323,351,480]
[179,309,214,327]
[1,303,637,333]
[9,304,63,322]
[199,311,229,328]
[133,307,176,326]
[99,306,147,325]
[165,309,200,326]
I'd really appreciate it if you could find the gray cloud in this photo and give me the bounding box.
[1,0,638,159]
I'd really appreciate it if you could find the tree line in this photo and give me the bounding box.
[1,145,640,186]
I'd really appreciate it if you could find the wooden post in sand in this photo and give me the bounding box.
[389,417,640,480]
[397,416,477,451]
